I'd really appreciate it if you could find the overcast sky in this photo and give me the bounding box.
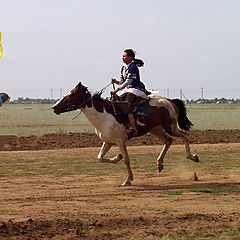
[0,0,240,100]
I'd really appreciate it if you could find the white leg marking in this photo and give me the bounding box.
[117,141,133,186]
[97,142,123,164]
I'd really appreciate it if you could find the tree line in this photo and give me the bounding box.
[7,97,57,104]
[5,97,240,104]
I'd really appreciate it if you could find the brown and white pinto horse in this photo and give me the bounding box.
[53,82,199,186]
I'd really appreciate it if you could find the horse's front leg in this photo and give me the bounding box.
[97,142,123,164]
[117,141,133,186]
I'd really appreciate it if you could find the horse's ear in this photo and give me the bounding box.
[76,82,82,88]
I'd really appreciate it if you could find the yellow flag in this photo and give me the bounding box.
[0,32,3,58]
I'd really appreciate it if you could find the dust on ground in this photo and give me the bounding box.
[0,143,240,240]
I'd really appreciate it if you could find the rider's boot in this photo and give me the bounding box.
[127,113,137,137]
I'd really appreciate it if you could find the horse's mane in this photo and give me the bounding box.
[87,91,112,114]
[92,91,112,104]
[92,92,104,100]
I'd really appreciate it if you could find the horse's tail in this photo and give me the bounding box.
[171,99,193,131]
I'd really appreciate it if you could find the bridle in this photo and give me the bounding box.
[62,83,113,118]
[64,93,92,113]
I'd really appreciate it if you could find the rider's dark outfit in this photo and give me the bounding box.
[117,61,148,111]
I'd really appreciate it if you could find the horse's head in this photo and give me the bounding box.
[52,82,91,115]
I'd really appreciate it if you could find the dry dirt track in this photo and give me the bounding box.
[0,129,240,151]
[0,130,240,240]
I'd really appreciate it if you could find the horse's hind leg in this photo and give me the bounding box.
[167,124,199,163]
[184,137,199,162]
[150,126,173,173]
[97,142,123,164]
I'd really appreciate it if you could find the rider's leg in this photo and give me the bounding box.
[125,93,137,136]
[128,112,137,132]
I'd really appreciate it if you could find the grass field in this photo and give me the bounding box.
[0,103,240,136]
[0,145,239,178]
[0,104,93,136]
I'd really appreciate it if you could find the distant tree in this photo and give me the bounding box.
[7,97,57,104]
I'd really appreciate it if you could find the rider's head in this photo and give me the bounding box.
[123,49,144,67]
[122,49,134,65]
[124,49,135,60]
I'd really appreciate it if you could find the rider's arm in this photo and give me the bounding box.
[117,67,137,90]
[110,78,133,94]
[118,79,133,90]
[111,78,122,85]
[111,65,136,93]
[113,66,137,91]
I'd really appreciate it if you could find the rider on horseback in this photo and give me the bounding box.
[111,49,149,137]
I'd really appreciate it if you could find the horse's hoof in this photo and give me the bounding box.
[112,154,123,163]
[194,155,199,163]
[118,154,123,160]
[121,180,131,186]
[158,165,164,173]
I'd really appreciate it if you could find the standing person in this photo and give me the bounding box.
[111,49,149,137]
[0,93,10,107]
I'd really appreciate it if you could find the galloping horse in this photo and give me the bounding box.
[53,82,199,186]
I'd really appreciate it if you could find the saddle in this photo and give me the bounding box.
[110,94,152,117]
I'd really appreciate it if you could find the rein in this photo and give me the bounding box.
[72,110,82,120]
[95,83,112,95]
[70,97,91,120]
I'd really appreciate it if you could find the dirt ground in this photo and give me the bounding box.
[0,130,240,239]
[0,129,240,151]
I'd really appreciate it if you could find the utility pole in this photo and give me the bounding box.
[60,88,63,99]
[201,87,204,107]
[180,89,183,100]
[167,88,169,98]
[51,88,53,100]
